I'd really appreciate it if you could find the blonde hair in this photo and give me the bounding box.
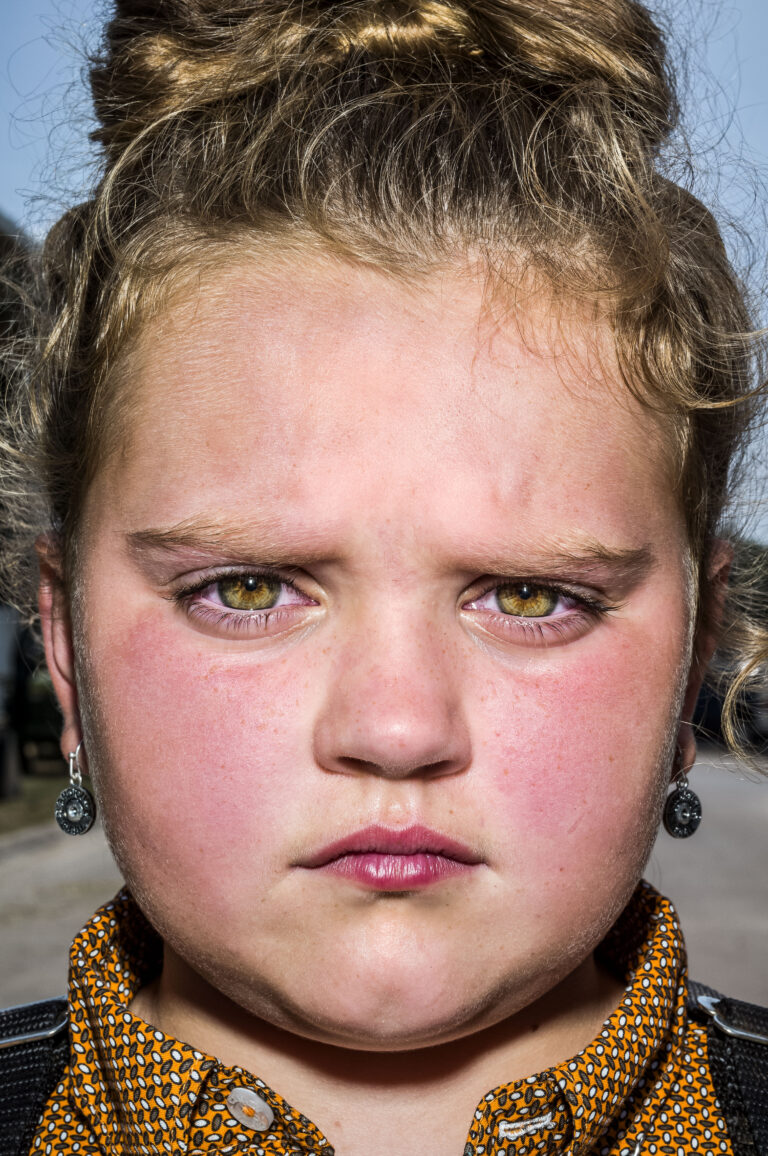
[1,0,766,749]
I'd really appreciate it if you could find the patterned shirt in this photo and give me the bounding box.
[31,881,733,1155]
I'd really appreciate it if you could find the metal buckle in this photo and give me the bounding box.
[0,1012,69,1051]
[696,993,768,1046]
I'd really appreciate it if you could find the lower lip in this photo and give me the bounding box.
[314,853,476,890]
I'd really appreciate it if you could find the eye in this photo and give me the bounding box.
[495,582,558,617]
[217,575,282,611]
[462,579,613,648]
[172,568,319,640]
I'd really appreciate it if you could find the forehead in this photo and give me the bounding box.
[96,257,680,556]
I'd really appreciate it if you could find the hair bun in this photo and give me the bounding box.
[324,0,484,60]
[91,0,674,163]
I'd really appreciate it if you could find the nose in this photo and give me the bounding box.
[312,612,472,780]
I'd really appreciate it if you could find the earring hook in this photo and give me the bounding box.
[68,740,84,787]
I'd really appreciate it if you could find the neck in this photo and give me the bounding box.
[130,951,625,1156]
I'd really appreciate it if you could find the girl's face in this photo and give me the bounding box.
[45,259,702,1048]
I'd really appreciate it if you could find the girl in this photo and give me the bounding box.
[1,1,766,1154]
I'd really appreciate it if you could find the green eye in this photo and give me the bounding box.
[496,583,558,617]
[217,575,282,611]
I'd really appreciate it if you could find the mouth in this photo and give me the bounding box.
[297,824,484,891]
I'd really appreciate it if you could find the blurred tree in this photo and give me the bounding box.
[0,212,29,798]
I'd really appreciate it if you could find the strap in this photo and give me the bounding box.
[689,981,768,1156]
[0,998,69,1156]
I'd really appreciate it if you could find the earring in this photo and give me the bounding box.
[662,754,701,839]
[55,741,96,835]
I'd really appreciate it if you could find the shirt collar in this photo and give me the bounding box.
[67,892,332,1154]
[466,882,688,1155]
[65,880,687,1155]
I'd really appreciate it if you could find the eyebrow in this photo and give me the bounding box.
[126,519,656,586]
[126,518,335,569]
[478,541,657,584]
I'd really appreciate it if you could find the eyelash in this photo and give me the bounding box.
[171,569,616,645]
[464,582,615,647]
[172,567,313,636]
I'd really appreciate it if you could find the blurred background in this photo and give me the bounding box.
[0,1,766,1007]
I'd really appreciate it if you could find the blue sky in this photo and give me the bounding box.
[1,0,767,538]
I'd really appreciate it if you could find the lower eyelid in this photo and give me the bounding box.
[181,600,308,638]
[475,607,596,643]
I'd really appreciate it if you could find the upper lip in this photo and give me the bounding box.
[299,824,483,868]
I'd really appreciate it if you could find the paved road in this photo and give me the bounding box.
[1,746,766,1008]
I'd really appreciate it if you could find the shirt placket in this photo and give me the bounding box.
[467,1073,572,1155]
[185,1068,334,1156]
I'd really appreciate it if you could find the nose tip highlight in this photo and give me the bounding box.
[312,657,472,781]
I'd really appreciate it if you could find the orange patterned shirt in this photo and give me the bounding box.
[31,882,733,1156]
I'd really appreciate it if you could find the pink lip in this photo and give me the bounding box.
[299,824,483,890]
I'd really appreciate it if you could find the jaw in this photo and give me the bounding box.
[133,869,626,1056]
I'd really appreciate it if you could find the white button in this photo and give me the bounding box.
[226,1086,275,1131]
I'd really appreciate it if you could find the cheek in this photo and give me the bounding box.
[80,611,313,883]
[474,632,681,871]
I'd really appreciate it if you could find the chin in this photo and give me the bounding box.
[211,941,553,1052]
[251,982,498,1052]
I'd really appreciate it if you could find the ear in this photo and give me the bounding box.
[676,539,732,774]
[36,536,82,763]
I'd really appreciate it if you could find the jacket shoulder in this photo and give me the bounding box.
[0,998,69,1156]
[688,981,768,1156]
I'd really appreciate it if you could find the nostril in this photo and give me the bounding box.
[325,755,467,779]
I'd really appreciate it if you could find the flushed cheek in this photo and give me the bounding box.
[82,612,315,896]
[475,643,680,873]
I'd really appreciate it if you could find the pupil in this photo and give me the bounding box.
[243,577,260,591]
[518,584,533,600]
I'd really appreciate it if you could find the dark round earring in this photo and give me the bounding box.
[662,753,701,839]
[55,741,96,835]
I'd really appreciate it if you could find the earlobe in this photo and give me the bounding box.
[675,717,697,777]
[677,648,708,775]
[675,538,733,780]
[36,539,81,761]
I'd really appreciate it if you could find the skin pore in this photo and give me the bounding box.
[39,256,718,1156]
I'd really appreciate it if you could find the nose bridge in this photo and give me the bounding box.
[312,598,471,780]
